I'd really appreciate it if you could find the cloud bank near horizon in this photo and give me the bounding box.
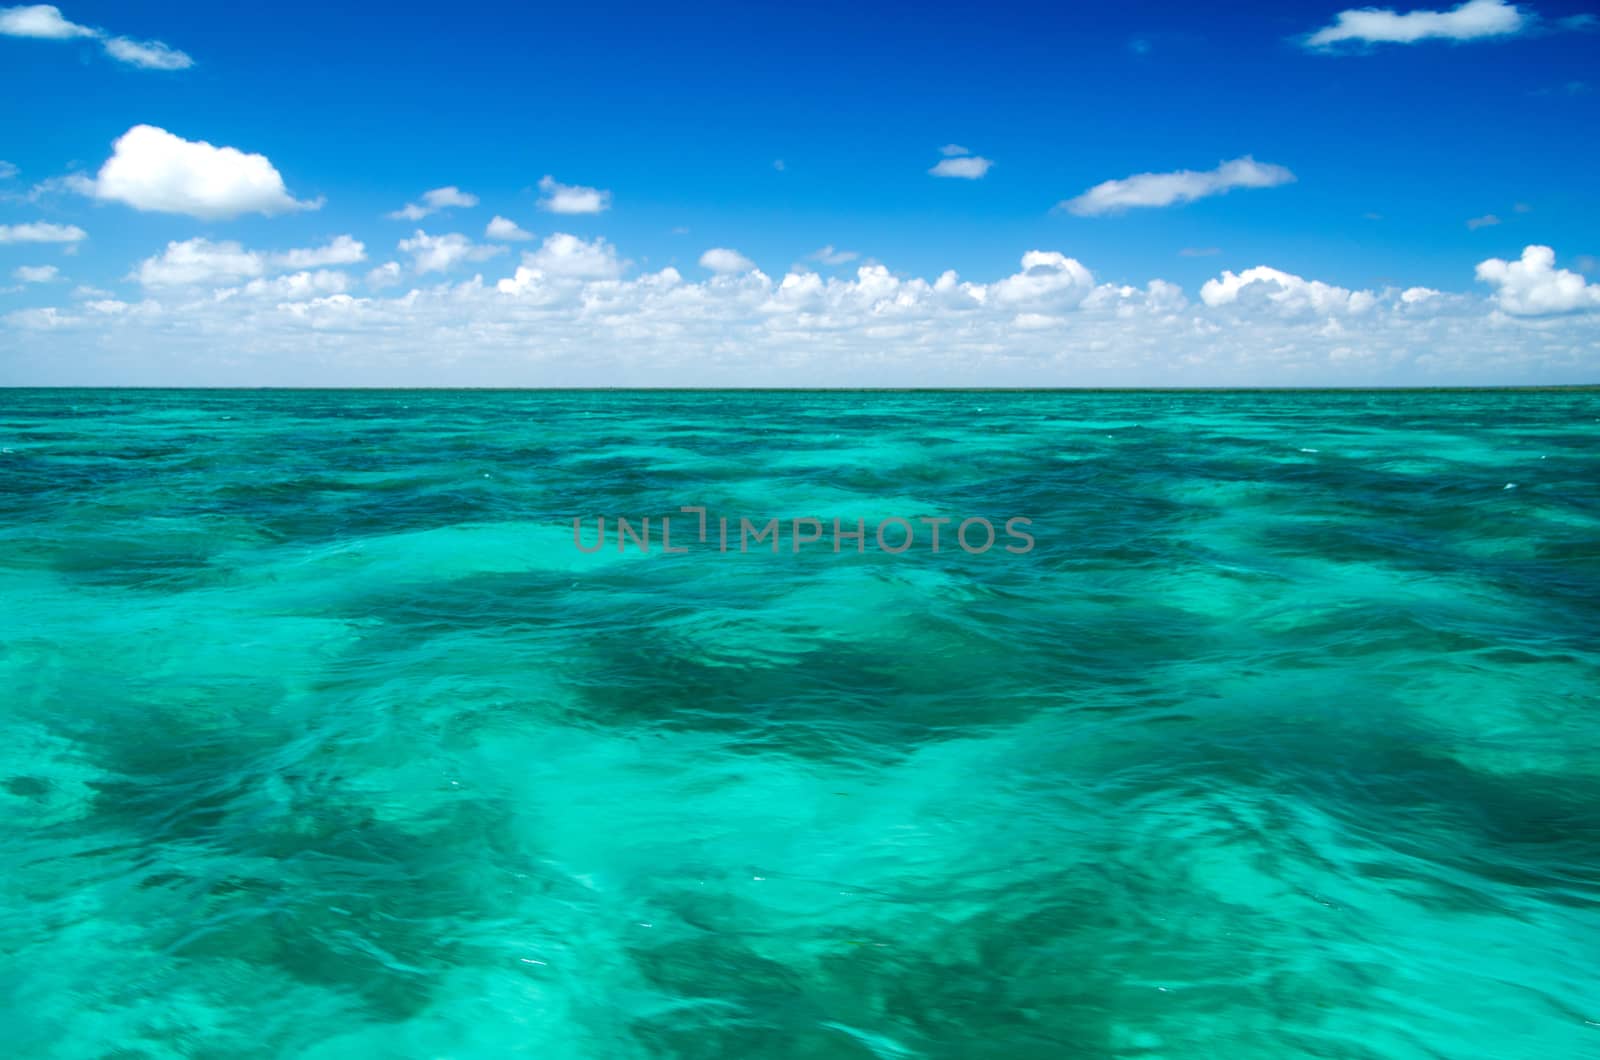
[4,232,1596,386]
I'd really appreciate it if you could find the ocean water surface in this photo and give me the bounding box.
[1,388,1597,1058]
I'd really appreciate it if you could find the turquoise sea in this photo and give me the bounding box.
[2,388,1597,1059]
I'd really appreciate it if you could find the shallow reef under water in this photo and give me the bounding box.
[1,388,1597,1058]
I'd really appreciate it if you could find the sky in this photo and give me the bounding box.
[1,0,1597,386]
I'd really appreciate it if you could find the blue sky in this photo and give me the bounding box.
[2,0,1598,385]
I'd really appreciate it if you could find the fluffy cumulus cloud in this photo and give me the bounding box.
[497,234,625,293]
[134,239,265,287]
[1063,156,1295,216]
[529,233,623,278]
[486,215,534,241]
[6,236,1598,386]
[1476,245,1600,315]
[1200,266,1377,315]
[1305,0,1525,49]
[536,176,611,214]
[86,125,317,219]
[367,261,403,289]
[397,230,505,274]
[0,220,86,243]
[0,4,192,69]
[388,186,478,221]
[699,247,755,274]
[988,251,1096,309]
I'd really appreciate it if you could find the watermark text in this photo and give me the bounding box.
[571,507,1035,556]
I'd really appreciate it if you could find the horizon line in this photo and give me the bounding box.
[3,384,1598,393]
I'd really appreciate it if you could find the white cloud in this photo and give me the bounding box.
[135,238,264,287]
[700,247,755,274]
[486,215,534,241]
[270,235,366,269]
[1012,311,1065,330]
[17,172,94,202]
[4,306,76,328]
[397,230,505,274]
[773,160,786,172]
[1305,0,1525,49]
[494,235,627,296]
[537,175,611,214]
[387,186,478,221]
[1200,265,1377,315]
[7,240,1599,387]
[13,264,59,283]
[231,270,350,300]
[367,261,404,289]
[101,36,192,70]
[495,234,624,293]
[1476,245,1600,315]
[87,125,316,219]
[0,160,16,180]
[0,5,191,68]
[810,245,860,266]
[0,4,93,38]
[526,232,622,279]
[0,221,86,243]
[1062,156,1295,216]
[940,144,971,157]
[133,235,367,287]
[1467,213,1502,230]
[989,251,1097,307]
[930,156,994,179]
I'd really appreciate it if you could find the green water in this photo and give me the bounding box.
[2,389,1597,1059]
